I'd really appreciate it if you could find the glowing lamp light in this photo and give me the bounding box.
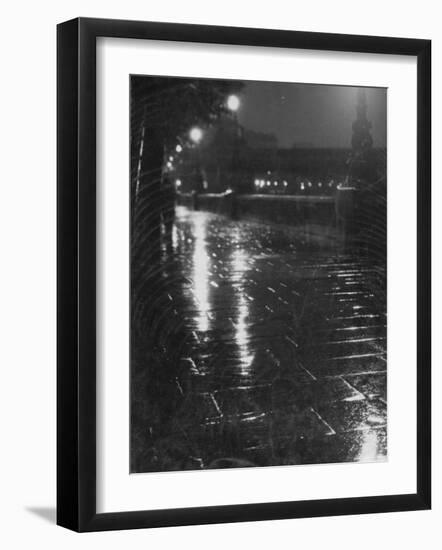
[175,144,183,153]
[266,181,271,187]
[166,161,173,169]
[169,156,174,162]
[274,181,278,186]
[175,179,182,187]
[189,126,203,144]
[283,181,288,187]
[308,181,312,187]
[227,94,240,112]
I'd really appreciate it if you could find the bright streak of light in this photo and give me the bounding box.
[232,247,248,276]
[235,294,255,374]
[192,215,211,332]
[358,430,381,462]
[231,247,254,375]
[171,225,179,251]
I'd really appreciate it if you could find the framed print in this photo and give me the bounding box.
[57,17,431,532]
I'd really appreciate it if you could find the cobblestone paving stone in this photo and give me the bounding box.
[140,206,387,470]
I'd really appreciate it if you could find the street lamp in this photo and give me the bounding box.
[189,126,203,144]
[226,95,241,192]
[227,94,240,112]
[188,127,204,193]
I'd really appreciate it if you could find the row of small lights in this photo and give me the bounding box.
[255,179,288,188]
[176,179,339,190]
[254,179,338,190]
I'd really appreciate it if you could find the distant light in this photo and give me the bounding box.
[189,127,203,143]
[283,180,288,187]
[274,181,278,186]
[175,144,183,153]
[266,181,271,186]
[169,156,174,162]
[308,181,312,187]
[260,181,265,188]
[166,161,173,169]
[175,179,182,187]
[300,182,305,190]
[227,94,240,112]
[203,180,208,190]
[267,170,271,175]
[318,182,322,188]
[254,179,259,186]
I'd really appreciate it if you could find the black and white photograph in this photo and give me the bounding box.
[0,0,435,541]
[130,75,387,474]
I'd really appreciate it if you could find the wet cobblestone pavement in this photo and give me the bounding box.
[131,206,387,472]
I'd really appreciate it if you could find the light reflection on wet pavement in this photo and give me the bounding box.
[143,206,387,470]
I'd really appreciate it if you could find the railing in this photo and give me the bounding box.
[177,186,385,260]
[177,190,336,227]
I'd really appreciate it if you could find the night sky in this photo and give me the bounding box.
[238,82,387,149]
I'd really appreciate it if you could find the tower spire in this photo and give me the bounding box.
[351,89,373,152]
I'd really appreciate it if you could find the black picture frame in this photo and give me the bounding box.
[57,17,431,532]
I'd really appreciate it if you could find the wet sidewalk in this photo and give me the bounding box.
[133,206,387,471]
